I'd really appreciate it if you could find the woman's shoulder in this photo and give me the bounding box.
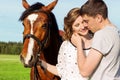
[61,40,76,49]
[62,40,70,44]
[60,40,71,48]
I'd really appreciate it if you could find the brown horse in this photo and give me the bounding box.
[19,0,62,80]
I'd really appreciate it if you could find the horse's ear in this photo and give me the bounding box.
[42,0,58,12]
[22,0,30,9]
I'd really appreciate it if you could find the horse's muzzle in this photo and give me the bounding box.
[20,54,33,68]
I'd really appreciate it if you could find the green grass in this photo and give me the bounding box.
[0,54,30,80]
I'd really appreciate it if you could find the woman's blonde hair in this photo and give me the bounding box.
[63,8,80,40]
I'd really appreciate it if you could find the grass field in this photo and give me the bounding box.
[0,54,30,80]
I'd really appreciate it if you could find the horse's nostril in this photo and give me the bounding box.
[24,64,29,68]
[29,55,33,63]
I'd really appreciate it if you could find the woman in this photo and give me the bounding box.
[41,7,93,80]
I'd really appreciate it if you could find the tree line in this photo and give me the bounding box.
[0,41,23,55]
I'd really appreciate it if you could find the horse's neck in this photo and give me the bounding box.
[43,37,62,65]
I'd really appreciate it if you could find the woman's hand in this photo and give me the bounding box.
[71,33,82,48]
[37,59,47,70]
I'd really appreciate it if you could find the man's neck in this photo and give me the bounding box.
[100,18,111,29]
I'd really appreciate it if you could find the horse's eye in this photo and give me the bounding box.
[42,24,48,29]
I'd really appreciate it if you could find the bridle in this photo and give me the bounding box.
[23,26,50,80]
[23,10,57,80]
[23,10,51,51]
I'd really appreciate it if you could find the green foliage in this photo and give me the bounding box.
[0,54,30,80]
[0,41,23,55]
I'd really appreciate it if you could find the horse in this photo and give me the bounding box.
[19,0,62,80]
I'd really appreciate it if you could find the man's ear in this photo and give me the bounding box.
[96,14,103,23]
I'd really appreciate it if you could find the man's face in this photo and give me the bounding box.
[82,15,98,33]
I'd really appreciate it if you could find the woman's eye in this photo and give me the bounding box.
[75,24,79,27]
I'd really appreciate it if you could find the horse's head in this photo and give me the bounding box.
[19,0,58,67]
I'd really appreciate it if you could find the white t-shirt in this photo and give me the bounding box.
[56,41,90,80]
[91,26,120,80]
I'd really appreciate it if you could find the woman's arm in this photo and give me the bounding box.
[41,60,60,76]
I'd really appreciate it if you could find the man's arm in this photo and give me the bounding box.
[71,33,103,77]
[77,47,102,77]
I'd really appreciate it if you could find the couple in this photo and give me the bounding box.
[41,0,120,80]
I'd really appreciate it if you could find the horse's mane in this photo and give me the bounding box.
[19,2,45,21]
[44,12,63,65]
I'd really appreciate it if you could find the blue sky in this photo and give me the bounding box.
[0,0,120,42]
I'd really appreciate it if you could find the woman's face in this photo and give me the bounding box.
[72,16,89,36]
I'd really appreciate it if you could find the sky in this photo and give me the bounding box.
[0,0,120,42]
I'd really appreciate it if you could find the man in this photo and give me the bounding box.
[71,0,120,80]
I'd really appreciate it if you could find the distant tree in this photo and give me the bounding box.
[0,41,23,55]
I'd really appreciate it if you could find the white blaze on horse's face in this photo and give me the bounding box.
[25,14,38,64]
